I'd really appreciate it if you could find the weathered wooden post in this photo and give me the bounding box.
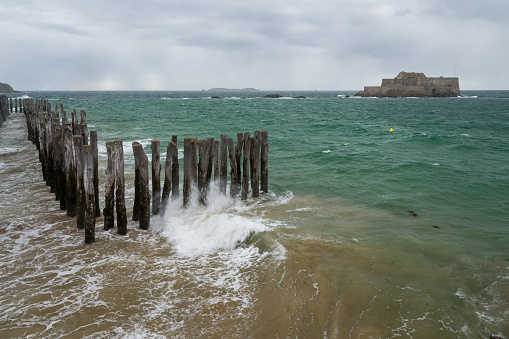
[196,139,211,205]
[15,98,17,113]
[171,135,179,200]
[241,132,251,200]
[219,134,228,194]
[55,126,67,209]
[206,137,214,186]
[71,111,78,135]
[63,125,77,216]
[79,124,89,145]
[191,138,197,185]
[183,137,193,208]
[213,140,220,184]
[251,131,261,198]
[103,141,116,230]
[74,135,85,229]
[9,98,12,113]
[151,140,161,214]
[90,131,100,217]
[80,110,87,124]
[115,140,127,235]
[83,145,95,243]
[261,131,269,193]
[49,118,60,193]
[162,141,178,208]
[227,138,238,198]
[133,142,150,230]
[235,133,243,193]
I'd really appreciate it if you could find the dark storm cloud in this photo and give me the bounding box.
[1,0,508,90]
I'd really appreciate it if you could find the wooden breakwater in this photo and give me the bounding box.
[22,98,269,244]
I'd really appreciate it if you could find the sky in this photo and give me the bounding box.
[1,0,508,91]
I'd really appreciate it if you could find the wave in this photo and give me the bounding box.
[152,187,271,257]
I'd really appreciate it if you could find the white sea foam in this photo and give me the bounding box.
[153,187,268,257]
[322,150,332,153]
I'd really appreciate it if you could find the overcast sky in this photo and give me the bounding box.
[1,0,508,90]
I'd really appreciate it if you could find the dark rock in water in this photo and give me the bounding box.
[346,95,350,98]
[406,210,418,217]
[210,96,222,99]
[293,96,306,99]
[489,335,505,339]
[264,94,282,98]
[0,82,21,93]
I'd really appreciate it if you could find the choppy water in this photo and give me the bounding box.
[0,91,508,338]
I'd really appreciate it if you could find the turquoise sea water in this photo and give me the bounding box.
[0,90,508,338]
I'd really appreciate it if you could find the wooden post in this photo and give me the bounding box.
[115,140,127,235]
[15,98,17,113]
[261,131,269,193]
[80,110,87,124]
[103,141,116,230]
[74,135,85,229]
[63,125,77,216]
[49,118,60,193]
[83,145,95,243]
[151,140,161,214]
[71,111,78,135]
[219,134,228,194]
[235,133,243,194]
[196,139,211,205]
[162,141,178,208]
[241,132,250,200]
[251,131,261,198]
[79,123,89,145]
[183,138,192,208]
[55,126,67,209]
[171,138,179,201]
[213,140,220,185]
[227,138,238,198]
[191,138,197,185]
[44,115,54,189]
[90,131,100,217]
[133,142,150,230]
[206,137,214,186]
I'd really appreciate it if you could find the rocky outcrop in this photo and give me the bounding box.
[264,94,282,98]
[0,82,21,93]
[355,72,460,98]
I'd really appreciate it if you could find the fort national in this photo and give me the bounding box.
[355,72,460,97]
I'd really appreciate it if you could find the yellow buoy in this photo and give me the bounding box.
[389,128,393,133]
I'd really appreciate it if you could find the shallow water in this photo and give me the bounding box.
[0,91,508,338]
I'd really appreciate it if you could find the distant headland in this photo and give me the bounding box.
[355,72,460,98]
[207,88,259,92]
[0,82,21,93]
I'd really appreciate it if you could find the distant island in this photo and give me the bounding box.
[207,88,259,91]
[355,72,460,98]
[0,82,21,93]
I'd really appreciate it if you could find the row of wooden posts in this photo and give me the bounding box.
[23,98,269,244]
[9,97,23,114]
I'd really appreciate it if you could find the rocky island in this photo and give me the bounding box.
[0,82,21,93]
[355,72,460,97]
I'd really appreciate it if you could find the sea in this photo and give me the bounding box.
[0,90,508,338]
